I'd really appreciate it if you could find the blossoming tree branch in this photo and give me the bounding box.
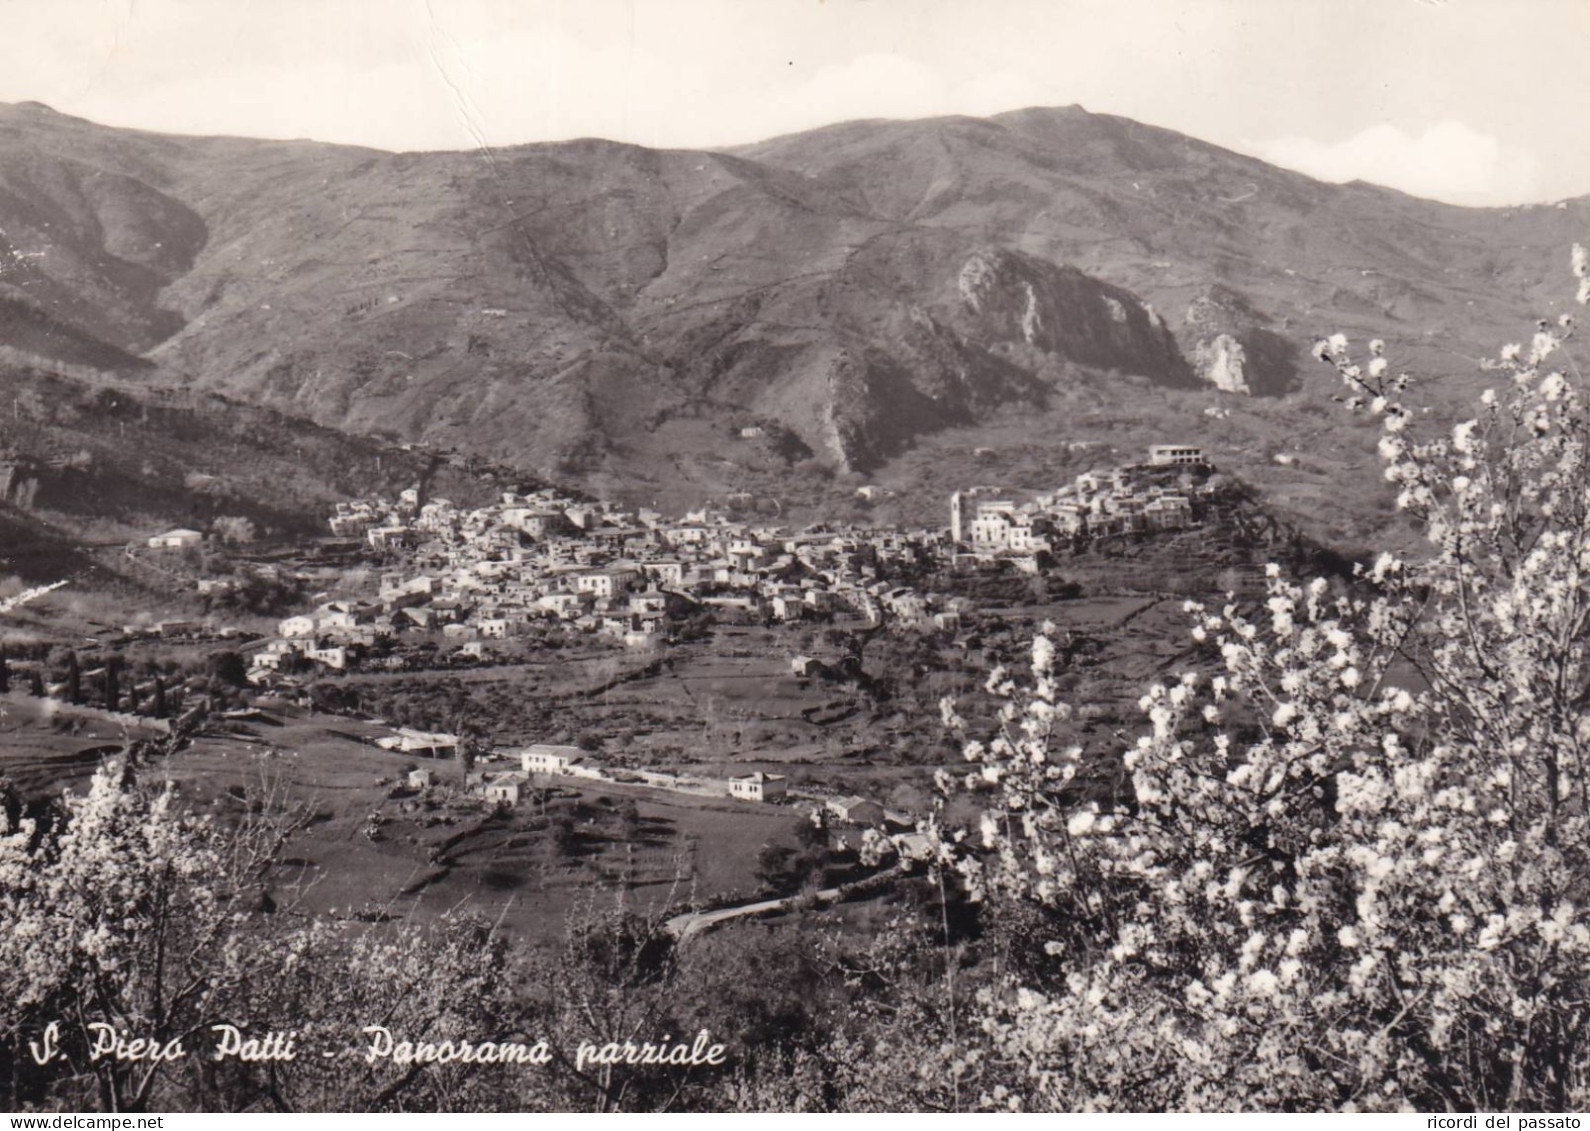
[929,247,1590,1111]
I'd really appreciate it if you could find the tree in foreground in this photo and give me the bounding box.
[0,754,280,1110]
[931,250,1590,1111]
[0,752,517,1112]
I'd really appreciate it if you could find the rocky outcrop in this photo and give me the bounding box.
[953,249,1195,387]
[809,243,1202,470]
[1193,332,1251,395]
[0,454,42,509]
[1183,286,1298,397]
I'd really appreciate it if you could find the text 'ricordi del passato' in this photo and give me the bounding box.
[1428,1117,1580,1129]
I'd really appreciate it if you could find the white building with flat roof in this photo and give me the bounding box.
[147,528,203,550]
[519,744,585,775]
[728,771,787,802]
[1147,444,1205,466]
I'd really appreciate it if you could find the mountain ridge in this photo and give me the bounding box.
[0,99,1585,544]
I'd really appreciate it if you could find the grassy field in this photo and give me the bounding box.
[0,692,807,946]
[0,693,173,796]
[386,778,803,942]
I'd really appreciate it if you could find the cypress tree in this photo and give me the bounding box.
[152,676,167,719]
[104,656,120,713]
[65,650,80,704]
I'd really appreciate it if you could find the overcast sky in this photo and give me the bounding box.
[0,0,1586,206]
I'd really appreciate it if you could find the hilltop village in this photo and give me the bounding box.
[952,444,1206,553]
[241,445,1214,688]
[250,489,948,683]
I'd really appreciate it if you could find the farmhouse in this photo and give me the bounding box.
[728,771,788,803]
[520,744,585,776]
[483,776,523,806]
[377,727,460,757]
[147,528,203,550]
[826,796,885,825]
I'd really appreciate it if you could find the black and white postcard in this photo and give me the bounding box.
[3,0,1589,1116]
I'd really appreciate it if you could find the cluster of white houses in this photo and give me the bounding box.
[250,487,959,681]
[238,445,1210,682]
[484,745,796,808]
[950,445,1210,561]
